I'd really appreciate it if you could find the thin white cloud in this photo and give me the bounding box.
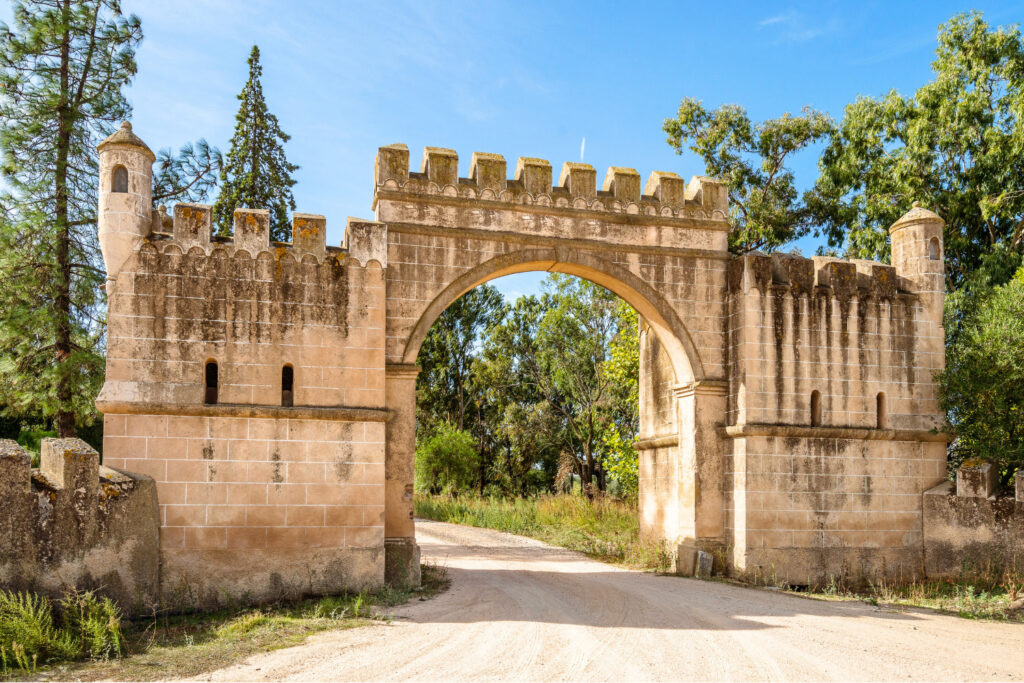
[759,13,791,27]
[756,10,839,44]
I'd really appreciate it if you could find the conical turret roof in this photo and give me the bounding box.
[890,201,943,231]
[97,121,154,160]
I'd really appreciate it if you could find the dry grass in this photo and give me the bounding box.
[415,493,672,571]
[802,563,1024,621]
[13,565,449,682]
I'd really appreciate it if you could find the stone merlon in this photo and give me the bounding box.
[372,144,730,218]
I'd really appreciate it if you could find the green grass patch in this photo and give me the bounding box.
[415,493,672,571]
[8,565,449,681]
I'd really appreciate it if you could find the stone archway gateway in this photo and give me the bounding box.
[96,123,948,606]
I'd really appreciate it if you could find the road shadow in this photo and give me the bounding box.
[412,538,939,632]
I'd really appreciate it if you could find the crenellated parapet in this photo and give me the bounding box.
[372,144,729,222]
[136,203,387,268]
[728,251,901,301]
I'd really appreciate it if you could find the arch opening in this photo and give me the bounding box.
[876,392,887,429]
[401,249,702,387]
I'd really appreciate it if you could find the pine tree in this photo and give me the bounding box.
[0,0,143,437]
[213,45,298,241]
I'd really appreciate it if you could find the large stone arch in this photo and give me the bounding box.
[373,148,736,585]
[399,247,704,385]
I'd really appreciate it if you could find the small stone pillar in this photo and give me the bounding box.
[1016,469,1023,502]
[0,440,33,555]
[956,460,997,499]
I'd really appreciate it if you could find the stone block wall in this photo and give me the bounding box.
[726,252,942,431]
[0,438,159,614]
[722,238,948,583]
[727,434,947,582]
[98,204,390,607]
[923,464,1024,578]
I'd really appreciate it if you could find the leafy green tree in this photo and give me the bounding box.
[213,45,298,241]
[600,300,640,496]
[152,139,222,207]
[417,284,505,432]
[0,0,143,437]
[416,284,506,492]
[663,98,833,253]
[414,421,480,494]
[478,295,559,495]
[0,1,223,438]
[810,12,1024,286]
[531,276,624,494]
[938,266,1024,484]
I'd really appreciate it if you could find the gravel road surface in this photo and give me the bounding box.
[194,519,1024,681]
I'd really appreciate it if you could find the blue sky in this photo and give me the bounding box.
[58,1,1024,297]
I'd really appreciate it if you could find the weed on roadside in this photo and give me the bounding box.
[7,564,448,682]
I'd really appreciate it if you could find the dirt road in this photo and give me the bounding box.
[196,520,1024,681]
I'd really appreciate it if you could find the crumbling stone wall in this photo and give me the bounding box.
[0,438,159,614]
[924,462,1024,577]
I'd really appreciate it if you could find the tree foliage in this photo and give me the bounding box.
[0,0,142,436]
[213,45,298,242]
[600,300,639,496]
[0,1,223,437]
[663,98,833,253]
[810,12,1024,286]
[938,266,1024,482]
[415,275,641,497]
[152,139,222,207]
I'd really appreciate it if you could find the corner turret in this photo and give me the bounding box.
[889,202,945,324]
[97,121,154,292]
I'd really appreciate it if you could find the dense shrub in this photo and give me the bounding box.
[414,422,480,494]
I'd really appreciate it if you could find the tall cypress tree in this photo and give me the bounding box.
[213,45,298,241]
[0,0,143,437]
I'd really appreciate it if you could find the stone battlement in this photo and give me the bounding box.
[730,251,903,300]
[144,204,387,268]
[373,144,729,221]
[0,439,159,613]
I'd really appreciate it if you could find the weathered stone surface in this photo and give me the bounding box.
[924,478,1024,578]
[957,459,998,498]
[0,439,159,614]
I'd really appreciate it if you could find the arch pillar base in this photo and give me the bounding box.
[384,537,421,587]
[384,363,420,587]
[674,539,727,576]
